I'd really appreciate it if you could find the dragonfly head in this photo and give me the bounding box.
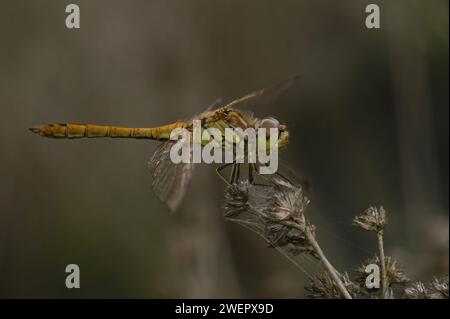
[258,117,289,151]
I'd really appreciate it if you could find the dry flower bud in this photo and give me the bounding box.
[353,206,387,233]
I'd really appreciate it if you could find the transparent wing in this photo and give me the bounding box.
[223,75,300,110]
[148,140,194,212]
[246,160,311,196]
[203,98,224,112]
[270,158,312,195]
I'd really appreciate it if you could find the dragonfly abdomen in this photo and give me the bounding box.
[29,122,189,140]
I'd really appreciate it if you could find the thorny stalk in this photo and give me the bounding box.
[280,220,352,299]
[377,230,387,298]
[305,227,352,299]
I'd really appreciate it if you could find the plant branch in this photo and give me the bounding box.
[281,220,352,299]
[377,230,387,298]
[306,228,352,299]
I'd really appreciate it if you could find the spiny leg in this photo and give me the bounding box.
[249,163,273,187]
[248,163,254,184]
[229,164,236,183]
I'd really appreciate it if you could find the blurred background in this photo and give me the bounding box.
[0,0,448,298]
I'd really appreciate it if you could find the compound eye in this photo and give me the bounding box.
[260,118,280,129]
[260,118,280,137]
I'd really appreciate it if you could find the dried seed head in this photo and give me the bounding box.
[264,179,310,222]
[222,178,316,257]
[355,256,409,293]
[430,276,449,299]
[404,282,429,299]
[305,271,360,299]
[353,206,387,233]
[258,179,315,255]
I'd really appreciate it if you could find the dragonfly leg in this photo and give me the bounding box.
[229,165,236,184]
[249,163,273,187]
[216,163,233,186]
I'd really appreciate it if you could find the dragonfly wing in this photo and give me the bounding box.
[149,141,194,212]
[223,75,300,110]
[203,98,224,112]
[251,160,311,196]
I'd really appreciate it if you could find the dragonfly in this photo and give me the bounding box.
[29,76,298,212]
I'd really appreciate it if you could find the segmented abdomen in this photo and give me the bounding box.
[29,122,189,140]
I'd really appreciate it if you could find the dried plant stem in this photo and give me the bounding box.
[305,229,352,299]
[282,220,352,299]
[377,231,388,298]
